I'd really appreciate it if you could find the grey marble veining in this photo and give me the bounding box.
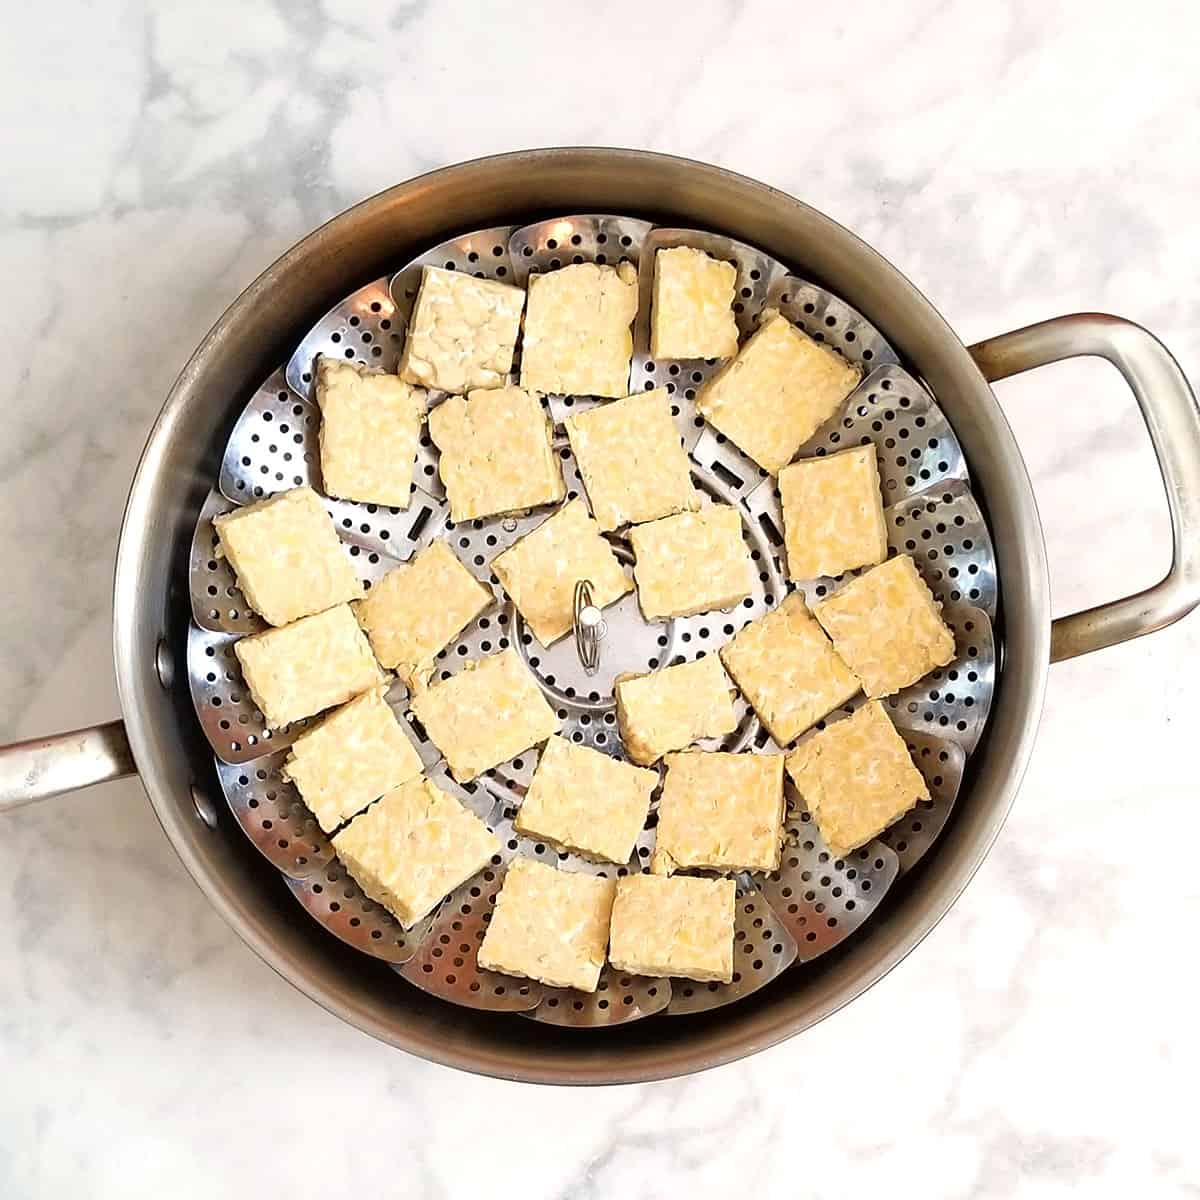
[2,0,1198,1195]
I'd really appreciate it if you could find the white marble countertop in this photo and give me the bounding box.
[3,1,1198,1194]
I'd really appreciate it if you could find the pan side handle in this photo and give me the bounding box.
[970,313,1200,662]
[0,721,135,812]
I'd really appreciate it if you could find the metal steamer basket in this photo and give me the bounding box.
[194,213,994,1026]
[2,150,1198,1082]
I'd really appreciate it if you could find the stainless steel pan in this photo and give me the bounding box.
[3,149,1198,1084]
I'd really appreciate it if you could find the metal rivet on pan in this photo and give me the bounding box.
[190,784,220,829]
[155,638,175,688]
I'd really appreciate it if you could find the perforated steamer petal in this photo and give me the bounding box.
[177,214,998,1026]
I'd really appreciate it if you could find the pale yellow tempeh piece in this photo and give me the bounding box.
[492,500,631,645]
[565,389,700,531]
[234,604,386,728]
[785,700,929,856]
[332,775,500,927]
[315,357,427,508]
[519,261,639,398]
[812,555,955,698]
[428,386,564,521]
[650,245,739,360]
[652,750,785,876]
[609,874,736,983]
[719,592,860,745]
[778,444,888,580]
[614,654,738,767]
[354,541,492,693]
[214,486,362,628]
[408,649,559,782]
[696,311,861,474]
[283,686,423,832]
[477,858,616,992]
[398,264,526,393]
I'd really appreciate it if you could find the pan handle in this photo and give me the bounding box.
[969,313,1200,663]
[0,721,136,812]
